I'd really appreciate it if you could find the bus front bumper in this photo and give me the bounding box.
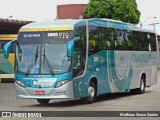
[15,81,74,99]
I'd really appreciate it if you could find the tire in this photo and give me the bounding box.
[130,76,145,94]
[81,81,97,104]
[136,77,145,94]
[37,99,50,104]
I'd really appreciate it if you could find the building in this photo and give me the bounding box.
[0,18,33,34]
[57,4,86,19]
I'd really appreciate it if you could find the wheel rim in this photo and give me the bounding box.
[88,86,95,98]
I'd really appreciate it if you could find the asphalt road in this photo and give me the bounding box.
[0,70,160,119]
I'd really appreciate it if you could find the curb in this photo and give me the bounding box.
[0,78,14,83]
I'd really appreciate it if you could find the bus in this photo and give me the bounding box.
[3,18,158,104]
[0,34,17,81]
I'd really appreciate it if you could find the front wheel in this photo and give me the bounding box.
[37,99,50,104]
[81,81,97,104]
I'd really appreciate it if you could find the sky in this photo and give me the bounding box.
[0,0,160,30]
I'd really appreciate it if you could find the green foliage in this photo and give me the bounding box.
[84,0,141,24]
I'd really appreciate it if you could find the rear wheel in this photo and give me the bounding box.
[37,99,50,104]
[81,81,97,104]
[130,76,145,94]
[137,77,145,94]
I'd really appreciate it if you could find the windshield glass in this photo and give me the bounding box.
[41,44,70,74]
[16,31,72,75]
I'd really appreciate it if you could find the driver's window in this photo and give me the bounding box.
[73,23,86,78]
[73,41,85,78]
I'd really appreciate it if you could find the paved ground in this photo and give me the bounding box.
[0,70,160,119]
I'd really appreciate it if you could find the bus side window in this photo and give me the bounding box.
[89,39,97,55]
[0,41,8,53]
[0,40,16,53]
[0,41,2,53]
[150,33,157,51]
[11,41,16,53]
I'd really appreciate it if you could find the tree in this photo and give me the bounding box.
[83,0,141,24]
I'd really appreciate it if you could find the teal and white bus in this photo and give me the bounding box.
[4,19,158,104]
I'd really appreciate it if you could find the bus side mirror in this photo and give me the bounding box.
[67,37,80,57]
[3,40,17,59]
[67,41,74,57]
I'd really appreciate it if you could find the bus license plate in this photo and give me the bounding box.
[35,91,45,95]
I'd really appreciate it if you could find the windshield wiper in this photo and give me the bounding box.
[43,46,54,76]
[35,46,39,65]
[25,46,39,76]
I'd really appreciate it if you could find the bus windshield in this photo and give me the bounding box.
[16,31,72,75]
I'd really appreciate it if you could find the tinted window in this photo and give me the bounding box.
[0,40,16,53]
[73,25,87,77]
[88,24,157,52]
[88,25,132,54]
[132,31,157,51]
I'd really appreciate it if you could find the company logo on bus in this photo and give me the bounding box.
[48,32,69,39]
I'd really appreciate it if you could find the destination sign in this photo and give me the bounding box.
[18,31,72,44]
[23,34,40,38]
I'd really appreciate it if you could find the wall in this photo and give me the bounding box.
[57,4,86,19]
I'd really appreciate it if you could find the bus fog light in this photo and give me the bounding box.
[55,80,69,88]
[15,80,26,88]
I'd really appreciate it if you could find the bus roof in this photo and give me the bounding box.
[88,18,128,29]
[19,18,155,34]
[19,18,128,32]
[19,19,82,32]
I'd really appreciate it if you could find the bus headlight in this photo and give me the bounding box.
[15,80,26,88]
[55,80,69,88]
